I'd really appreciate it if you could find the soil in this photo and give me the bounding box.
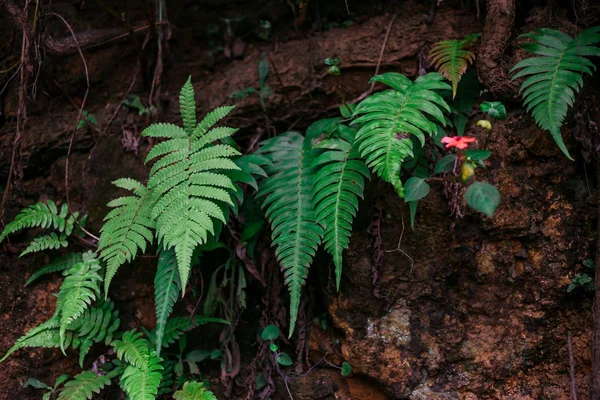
[1,0,600,399]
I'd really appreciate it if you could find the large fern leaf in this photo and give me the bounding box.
[173,381,217,400]
[57,372,111,400]
[257,132,323,336]
[99,178,155,297]
[312,124,369,290]
[112,331,163,400]
[57,252,102,353]
[142,77,241,293]
[351,73,450,197]
[154,247,181,355]
[511,26,600,160]
[429,34,479,99]
[150,315,228,349]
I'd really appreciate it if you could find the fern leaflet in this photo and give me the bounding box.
[173,381,217,400]
[57,252,102,353]
[429,34,479,98]
[57,372,111,400]
[20,232,68,256]
[112,331,163,400]
[511,26,600,159]
[154,247,181,355]
[99,178,155,297]
[142,76,241,293]
[257,132,323,336]
[25,252,83,286]
[0,200,77,242]
[352,73,450,197]
[312,124,370,290]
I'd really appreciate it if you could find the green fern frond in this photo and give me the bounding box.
[0,318,64,362]
[429,34,480,99]
[173,381,217,400]
[158,360,176,395]
[25,252,83,286]
[20,232,68,256]
[112,330,153,369]
[57,252,102,353]
[99,178,156,297]
[511,26,600,160]
[153,316,228,349]
[70,299,120,367]
[312,124,370,291]
[0,200,77,242]
[142,78,241,293]
[257,132,324,336]
[57,372,111,400]
[193,106,236,138]
[112,330,163,400]
[351,73,450,197]
[154,248,181,355]
[180,77,197,135]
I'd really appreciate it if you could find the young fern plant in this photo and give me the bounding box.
[351,72,451,197]
[511,26,600,159]
[1,252,120,367]
[0,200,86,256]
[429,34,480,99]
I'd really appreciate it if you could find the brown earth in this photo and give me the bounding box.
[1,0,599,399]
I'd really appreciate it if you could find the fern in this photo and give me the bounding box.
[312,124,370,290]
[25,252,83,286]
[0,318,65,362]
[158,360,176,395]
[142,77,241,293]
[57,252,102,353]
[69,299,120,367]
[57,372,111,400]
[99,178,155,297]
[351,73,450,197]
[0,200,79,242]
[20,232,68,256]
[173,381,217,400]
[112,331,163,400]
[154,247,181,355]
[511,26,600,159]
[429,34,479,98]
[257,132,323,336]
[153,315,228,349]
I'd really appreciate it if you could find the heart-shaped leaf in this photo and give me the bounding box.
[404,177,430,202]
[465,182,500,217]
[434,154,457,174]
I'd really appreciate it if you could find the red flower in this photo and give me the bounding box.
[441,136,477,150]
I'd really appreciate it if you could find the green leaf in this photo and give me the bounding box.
[434,154,457,174]
[23,378,51,390]
[352,73,450,197]
[465,150,491,162]
[257,132,324,336]
[480,101,506,120]
[269,343,279,352]
[258,54,269,88]
[25,253,83,286]
[404,177,430,202]
[154,248,181,355]
[429,34,480,98]
[261,324,280,341]
[465,182,500,217]
[511,26,600,160]
[341,362,352,377]
[408,201,418,230]
[277,352,293,366]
